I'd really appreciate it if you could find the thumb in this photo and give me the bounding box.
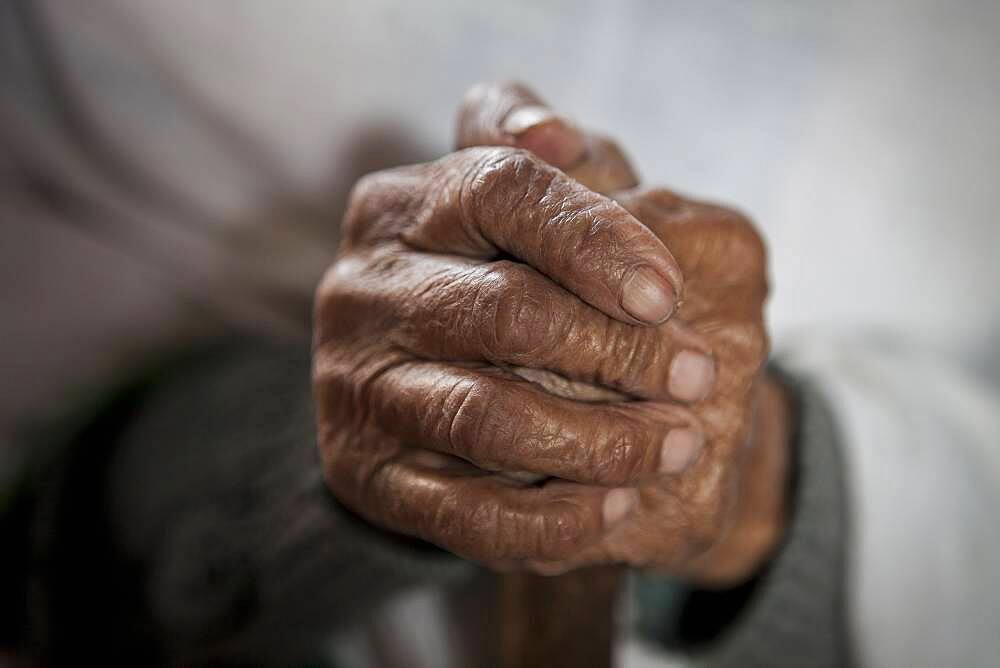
[456,81,586,169]
[455,81,639,193]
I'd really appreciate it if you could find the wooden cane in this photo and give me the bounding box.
[499,565,624,668]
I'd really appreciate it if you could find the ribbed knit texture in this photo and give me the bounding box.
[27,341,471,664]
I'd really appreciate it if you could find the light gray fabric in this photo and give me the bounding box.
[781,336,1000,668]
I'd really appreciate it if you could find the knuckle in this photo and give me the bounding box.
[471,262,561,362]
[747,322,770,366]
[436,377,517,473]
[459,80,509,107]
[312,256,379,342]
[590,133,627,160]
[613,186,679,228]
[569,134,638,192]
[719,210,767,276]
[316,430,347,486]
[685,488,730,555]
[536,503,590,560]
[313,264,344,318]
[346,171,380,209]
[458,81,531,143]
[676,461,741,558]
[314,259,355,312]
[341,172,382,240]
[458,82,491,121]
[461,147,548,214]
[461,498,506,561]
[437,378,492,460]
[591,419,648,485]
[318,428,372,512]
[720,320,770,371]
[609,325,662,391]
[343,166,424,245]
[644,187,684,211]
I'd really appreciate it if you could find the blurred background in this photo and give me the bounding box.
[2,1,1000,665]
[3,0,999,451]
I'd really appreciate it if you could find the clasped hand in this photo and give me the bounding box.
[314,82,788,585]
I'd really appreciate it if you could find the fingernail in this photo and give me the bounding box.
[659,429,705,473]
[502,106,585,168]
[668,350,716,401]
[621,266,676,324]
[602,488,639,527]
[502,105,559,135]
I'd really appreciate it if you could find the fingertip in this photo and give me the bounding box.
[659,429,706,473]
[668,350,716,402]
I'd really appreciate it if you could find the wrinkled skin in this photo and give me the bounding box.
[314,82,789,585]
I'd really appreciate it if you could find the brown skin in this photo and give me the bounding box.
[313,82,789,585]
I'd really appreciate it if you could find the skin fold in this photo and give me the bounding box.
[313,82,789,585]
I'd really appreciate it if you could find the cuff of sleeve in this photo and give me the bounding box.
[632,367,853,667]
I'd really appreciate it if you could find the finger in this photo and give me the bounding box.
[456,81,639,193]
[400,147,683,325]
[524,459,735,574]
[313,349,706,485]
[559,460,736,574]
[333,448,641,563]
[327,249,714,401]
[607,187,770,401]
[701,319,769,401]
[456,81,587,169]
[612,187,768,322]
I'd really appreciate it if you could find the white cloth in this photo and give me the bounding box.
[782,335,1000,668]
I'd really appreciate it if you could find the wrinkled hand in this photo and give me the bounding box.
[314,82,788,584]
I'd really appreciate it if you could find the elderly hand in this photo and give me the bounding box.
[313,82,789,585]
